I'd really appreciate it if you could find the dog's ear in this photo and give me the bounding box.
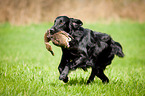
[70,18,83,29]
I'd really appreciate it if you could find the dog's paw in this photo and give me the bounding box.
[87,80,91,84]
[102,78,109,84]
[63,77,68,83]
[59,75,68,83]
[59,74,66,80]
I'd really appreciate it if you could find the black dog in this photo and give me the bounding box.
[49,16,124,84]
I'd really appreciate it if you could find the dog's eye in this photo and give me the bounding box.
[59,20,62,23]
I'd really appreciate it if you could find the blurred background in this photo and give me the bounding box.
[0,1,145,95]
[0,0,145,25]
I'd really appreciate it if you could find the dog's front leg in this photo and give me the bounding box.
[59,65,69,83]
[58,53,68,74]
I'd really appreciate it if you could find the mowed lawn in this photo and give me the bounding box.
[0,22,145,96]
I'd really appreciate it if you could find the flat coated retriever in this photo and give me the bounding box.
[48,16,124,84]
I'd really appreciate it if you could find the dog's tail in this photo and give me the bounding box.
[99,34,124,58]
[112,41,124,57]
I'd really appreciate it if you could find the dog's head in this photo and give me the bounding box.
[50,16,83,34]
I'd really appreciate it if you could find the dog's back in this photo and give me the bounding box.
[83,30,124,68]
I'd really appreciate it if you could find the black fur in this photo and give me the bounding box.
[49,16,124,84]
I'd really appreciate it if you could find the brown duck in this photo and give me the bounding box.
[44,30,73,56]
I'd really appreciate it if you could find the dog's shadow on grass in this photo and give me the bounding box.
[65,79,124,86]
[49,78,130,86]
[66,78,87,85]
[64,78,102,86]
[49,78,104,86]
[49,78,88,86]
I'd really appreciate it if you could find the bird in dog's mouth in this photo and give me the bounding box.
[44,30,73,56]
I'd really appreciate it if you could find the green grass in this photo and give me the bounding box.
[0,21,145,96]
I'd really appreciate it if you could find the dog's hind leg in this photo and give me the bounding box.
[87,68,96,84]
[95,67,109,83]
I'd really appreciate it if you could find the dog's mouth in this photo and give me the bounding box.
[49,27,63,35]
[47,30,73,41]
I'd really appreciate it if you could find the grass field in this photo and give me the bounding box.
[0,22,145,96]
